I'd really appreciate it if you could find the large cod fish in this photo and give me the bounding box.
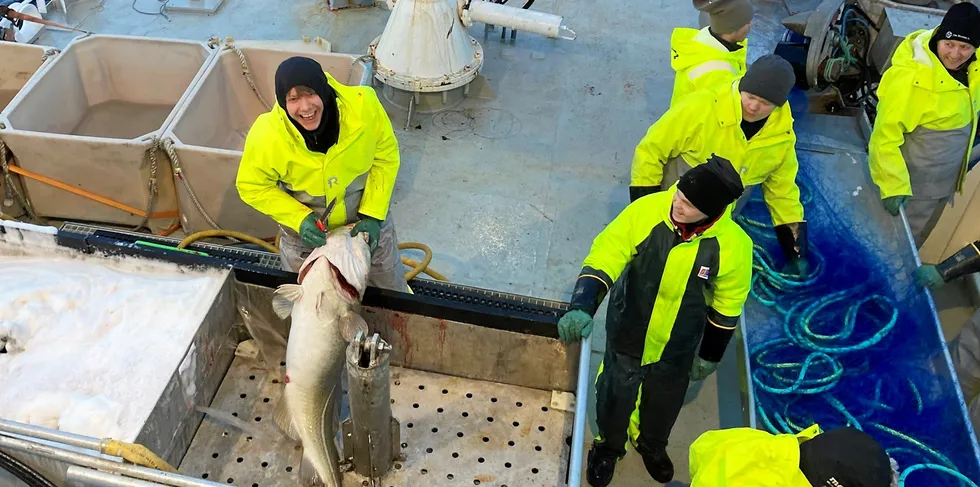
[272,227,372,487]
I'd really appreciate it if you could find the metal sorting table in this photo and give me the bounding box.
[179,357,573,487]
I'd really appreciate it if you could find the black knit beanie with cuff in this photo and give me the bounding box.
[676,155,744,219]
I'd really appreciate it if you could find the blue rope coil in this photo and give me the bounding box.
[737,183,974,486]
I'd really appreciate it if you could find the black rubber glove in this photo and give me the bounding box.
[629,185,661,203]
[775,222,809,275]
[935,241,980,282]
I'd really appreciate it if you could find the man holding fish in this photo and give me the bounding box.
[236,56,408,292]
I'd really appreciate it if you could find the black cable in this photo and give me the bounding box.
[0,449,57,487]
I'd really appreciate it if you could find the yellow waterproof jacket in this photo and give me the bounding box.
[689,425,821,487]
[869,28,980,199]
[632,81,804,226]
[236,73,400,234]
[581,186,752,365]
[670,27,747,106]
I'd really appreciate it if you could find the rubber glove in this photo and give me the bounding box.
[558,309,593,342]
[913,265,946,290]
[882,195,909,216]
[350,215,382,251]
[299,213,327,247]
[690,357,718,381]
[782,257,810,277]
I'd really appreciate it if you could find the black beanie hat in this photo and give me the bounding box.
[676,155,744,219]
[937,2,980,49]
[799,427,893,487]
[274,56,340,153]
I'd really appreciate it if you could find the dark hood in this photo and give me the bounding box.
[274,56,340,154]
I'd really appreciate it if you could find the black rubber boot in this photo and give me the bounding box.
[639,445,674,483]
[586,444,617,487]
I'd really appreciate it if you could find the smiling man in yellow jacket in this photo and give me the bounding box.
[236,56,407,292]
[670,0,753,106]
[632,55,809,274]
[689,425,895,487]
[869,3,980,246]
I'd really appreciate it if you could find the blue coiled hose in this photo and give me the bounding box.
[736,184,976,487]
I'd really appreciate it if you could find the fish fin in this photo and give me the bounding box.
[273,395,300,441]
[299,453,324,487]
[272,284,303,319]
[341,313,369,342]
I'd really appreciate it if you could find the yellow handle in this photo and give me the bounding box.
[100,439,177,473]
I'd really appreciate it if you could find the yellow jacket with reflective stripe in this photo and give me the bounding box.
[236,73,400,233]
[689,425,821,487]
[670,27,747,106]
[632,81,804,226]
[581,186,752,365]
[869,28,980,199]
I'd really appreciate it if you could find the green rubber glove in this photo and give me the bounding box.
[882,195,909,216]
[913,265,946,290]
[690,357,719,381]
[558,309,593,342]
[299,213,327,248]
[350,215,382,251]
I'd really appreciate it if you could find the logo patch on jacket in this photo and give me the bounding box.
[697,266,710,280]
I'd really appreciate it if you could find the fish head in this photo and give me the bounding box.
[297,225,372,304]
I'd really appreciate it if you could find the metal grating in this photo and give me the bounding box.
[179,357,573,487]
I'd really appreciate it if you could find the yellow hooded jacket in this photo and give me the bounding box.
[869,28,980,199]
[688,425,822,487]
[670,27,748,106]
[236,73,399,235]
[632,81,804,226]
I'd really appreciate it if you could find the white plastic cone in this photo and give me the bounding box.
[370,0,483,93]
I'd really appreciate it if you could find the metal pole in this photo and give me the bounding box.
[566,335,592,487]
[898,207,980,463]
[66,466,171,487]
[0,434,222,487]
[0,419,102,452]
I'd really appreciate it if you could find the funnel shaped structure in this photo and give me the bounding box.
[370,0,483,93]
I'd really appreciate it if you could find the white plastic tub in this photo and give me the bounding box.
[0,35,214,232]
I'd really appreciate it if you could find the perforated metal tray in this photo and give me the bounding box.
[178,357,574,487]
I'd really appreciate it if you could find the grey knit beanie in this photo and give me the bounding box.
[739,55,796,106]
[708,0,754,35]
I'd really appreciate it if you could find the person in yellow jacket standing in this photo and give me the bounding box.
[670,0,753,106]
[688,425,895,487]
[558,156,752,486]
[869,3,980,246]
[236,56,408,292]
[632,55,809,274]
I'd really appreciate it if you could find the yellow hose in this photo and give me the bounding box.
[399,242,448,281]
[0,214,13,221]
[179,230,279,254]
[99,439,177,472]
[178,230,448,281]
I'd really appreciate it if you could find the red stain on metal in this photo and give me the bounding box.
[437,319,447,347]
[284,374,291,384]
[390,312,413,364]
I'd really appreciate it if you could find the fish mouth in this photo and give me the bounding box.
[329,261,361,302]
